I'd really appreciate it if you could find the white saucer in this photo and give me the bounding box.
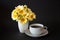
[25,29,48,37]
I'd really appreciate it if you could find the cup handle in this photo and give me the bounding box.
[43,26,48,30]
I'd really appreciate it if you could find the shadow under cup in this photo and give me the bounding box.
[29,24,47,35]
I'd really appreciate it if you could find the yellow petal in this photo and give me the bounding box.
[15,5,24,10]
[12,9,17,15]
[23,13,29,18]
[11,14,18,20]
[27,8,32,13]
[32,12,36,19]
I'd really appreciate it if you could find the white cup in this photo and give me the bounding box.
[29,23,47,35]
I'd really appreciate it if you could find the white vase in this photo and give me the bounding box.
[18,21,29,33]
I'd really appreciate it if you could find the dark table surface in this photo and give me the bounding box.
[1,0,60,40]
[1,21,60,40]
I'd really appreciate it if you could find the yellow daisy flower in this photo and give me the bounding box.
[11,9,18,20]
[20,18,27,24]
[28,12,36,21]
[17,10,27,15]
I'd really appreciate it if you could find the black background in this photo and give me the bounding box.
[0,0,60,40]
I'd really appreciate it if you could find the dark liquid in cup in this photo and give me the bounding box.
[31,26,42,28]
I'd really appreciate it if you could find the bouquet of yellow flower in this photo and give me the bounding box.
[11,5,36,24]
